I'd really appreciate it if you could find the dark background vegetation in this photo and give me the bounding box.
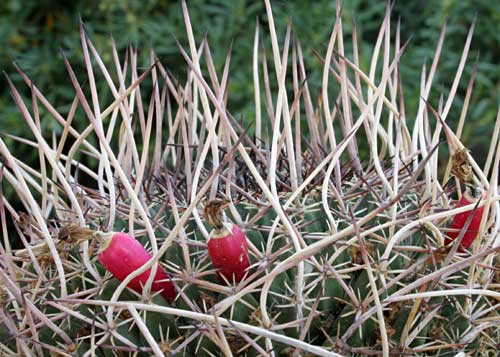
[0,0,498,167]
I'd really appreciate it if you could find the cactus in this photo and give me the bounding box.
[1,0,499,356]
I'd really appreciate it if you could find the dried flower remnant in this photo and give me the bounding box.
[451,148,473,183]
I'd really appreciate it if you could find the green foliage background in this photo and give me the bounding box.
[0,0,498,162]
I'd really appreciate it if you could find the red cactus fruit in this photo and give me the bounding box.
[96,232,176,302]
[204,200,250,284]
[208,223,250,283]
[445,188,485,250]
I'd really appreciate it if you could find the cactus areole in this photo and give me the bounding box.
[446,187,485,250]
[204,200,250,283]
[96,232,176,302]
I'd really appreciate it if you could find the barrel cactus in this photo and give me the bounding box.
[1,1,498,356]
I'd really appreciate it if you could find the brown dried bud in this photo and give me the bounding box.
[199,291,217,310]
[226,334,246,355]
[203,199,230,229]
[451,148,473,183]
[58,225,95,243]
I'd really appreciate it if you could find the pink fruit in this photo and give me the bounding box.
[446,188,485,250]
[207,223,250,283]
[97,232,176,302]
[203,199,250,284]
